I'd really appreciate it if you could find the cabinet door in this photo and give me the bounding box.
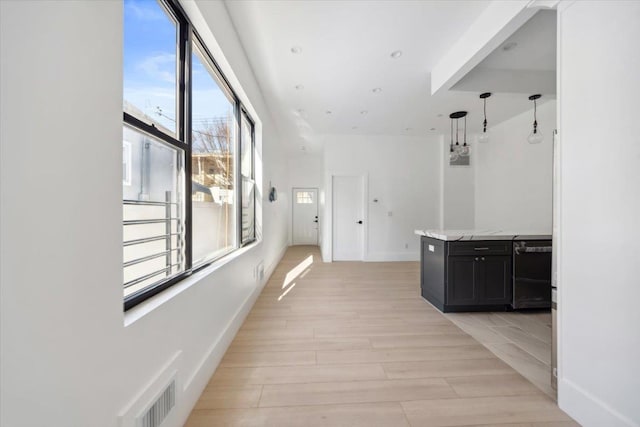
[446,256,478,305]
[478,255,512,304]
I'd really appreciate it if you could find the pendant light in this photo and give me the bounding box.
[527,94,544,144]
[449,111,468,160]
[478,92,491,143]
[449,116,459,161]
[459,114,470,156]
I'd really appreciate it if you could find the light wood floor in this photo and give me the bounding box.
[185,246,577,427]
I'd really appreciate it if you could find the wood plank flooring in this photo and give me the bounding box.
[185,246,577,427]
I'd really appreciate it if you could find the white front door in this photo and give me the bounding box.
[292,188,318,245]
[332,175,364,261]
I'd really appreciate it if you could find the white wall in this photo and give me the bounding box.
[0,2,289,427]
[440,135,476,229]
[474,100,555,231]
[557,2,640,426]
[288,154,323,189]
[321,135,441,262]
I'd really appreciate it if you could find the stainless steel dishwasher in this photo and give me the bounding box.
[512,240,552,309]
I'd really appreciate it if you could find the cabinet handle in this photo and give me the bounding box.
[481,257,485,261]
[475,257,479,261]
[474,247,490,251]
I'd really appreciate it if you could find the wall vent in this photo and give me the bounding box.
[138,380,175,427]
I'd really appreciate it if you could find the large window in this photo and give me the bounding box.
[122,0,256,310]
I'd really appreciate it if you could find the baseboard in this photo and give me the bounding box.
[365,252,419,262]
[175,242,288,427]
[265,242,288,279]
[559,378,638,427]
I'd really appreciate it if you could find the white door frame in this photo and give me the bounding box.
[291,187,319,245]
[323,172,368,262]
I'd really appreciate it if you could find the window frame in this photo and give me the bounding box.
[123,0,257,311]
[239,108,256,247]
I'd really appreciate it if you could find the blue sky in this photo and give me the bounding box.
[124,0,233,139]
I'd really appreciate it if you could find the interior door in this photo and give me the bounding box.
[332,175,364,261]
[292,188,318,245]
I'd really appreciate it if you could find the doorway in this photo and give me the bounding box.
[292,188,319,245]
[332,175,365,261]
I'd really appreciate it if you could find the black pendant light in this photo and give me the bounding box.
[449,116,458,161]
[449,111,468,159]
[478,92,491,143]
[527,94,543,144]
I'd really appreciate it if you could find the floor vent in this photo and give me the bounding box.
[139,380,175,427]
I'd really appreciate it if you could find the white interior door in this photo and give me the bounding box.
[332,176,364,261]
[292,188,318,245]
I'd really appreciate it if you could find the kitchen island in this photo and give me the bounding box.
[415,229,552,313]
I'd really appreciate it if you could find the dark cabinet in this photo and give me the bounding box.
[420,236,512,312]
[446,256,477,305]
[477,255,511,304]
[446,255,511,306]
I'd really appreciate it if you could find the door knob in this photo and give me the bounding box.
[313,220,318,223]
[357,220,363,224]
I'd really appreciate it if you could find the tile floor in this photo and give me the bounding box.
[444,310,555,398]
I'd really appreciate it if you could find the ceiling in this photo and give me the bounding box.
[453,10,557,94]
[223,1,556,153]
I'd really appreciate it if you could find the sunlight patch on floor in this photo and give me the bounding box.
[282,255,313,289]
[278,282,297,301]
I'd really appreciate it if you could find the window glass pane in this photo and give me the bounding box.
[124,0,177,135]
[122,125,185,298]
[296,191,313,204]
[241,114,255,243]
[241,114,253,179]
[191,41,237,264]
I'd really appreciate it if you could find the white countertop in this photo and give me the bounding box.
[414,229,552,241]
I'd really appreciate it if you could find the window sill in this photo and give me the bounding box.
[124,239,261,327]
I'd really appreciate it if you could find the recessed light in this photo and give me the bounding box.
[430,127,436,131]
[360,110,368,115]
[390,50,402,59]
[372,87,382,93]
[502,42,518,52]
[295,84,304,90]
[291,46,302,54]
[326,110,332,115]
[352,126,358,130]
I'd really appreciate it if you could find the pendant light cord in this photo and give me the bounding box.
[533,99,538,133]
[463,115,467,145]
[483,98,487,132]
[450,118,453,151]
